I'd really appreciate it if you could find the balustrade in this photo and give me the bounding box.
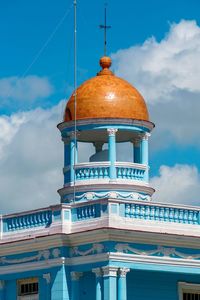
[73,162,146,182]
[4,210,52,231]
[76,204,98,220]
[74,162,110,180]
[116,163,145,180]
[125,203,200,225]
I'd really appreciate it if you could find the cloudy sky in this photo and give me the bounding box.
[0,0,200,213]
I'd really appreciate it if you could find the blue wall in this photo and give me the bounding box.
[79,271,95,300]
[127,270,200,300]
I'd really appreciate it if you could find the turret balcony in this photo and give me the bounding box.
[64,161,147,185]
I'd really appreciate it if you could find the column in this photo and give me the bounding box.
[118,268,130,300]
[133,138,141,163]
[0,280,5,300]
[107,129,118,180]
[71,271,82,300]
[92,268,102,300]
[63,137,70,183]
[141,133,150,182]
[102,266,118,300]
[70,132,78,183]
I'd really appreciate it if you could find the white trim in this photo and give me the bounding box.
[74,161,110,169]
[178,282,200,300]
[115,162,146,170]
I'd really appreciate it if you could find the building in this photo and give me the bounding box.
[0,56,200,300]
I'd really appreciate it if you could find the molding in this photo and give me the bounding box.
[118,267,130,277]
[57,118,155,132]
[59,182,154,197]
[102,266,118,277]
[43,273,51,284]
[71,271,83,281]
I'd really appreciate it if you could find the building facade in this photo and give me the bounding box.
[0,56,200,300]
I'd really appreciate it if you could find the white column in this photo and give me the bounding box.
[118,268,130,300]
[102,266,118,300]
[141,133,150,181]
[107,129,118,180]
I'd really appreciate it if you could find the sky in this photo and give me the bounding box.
[0,0,200,213]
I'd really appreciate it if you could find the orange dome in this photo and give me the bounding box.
[64,56,149,122]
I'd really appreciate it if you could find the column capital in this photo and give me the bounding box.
[0,280,5,290]
[71,271,83,281]
[102,266,118,277]
[43,273,51,284]
[62,137,70,144]
[92,268,102,277]
[107,128,118,136]
[142,133,151,140]
[118,268,130,277]
[69,131,80,139]
[132,137,141,147]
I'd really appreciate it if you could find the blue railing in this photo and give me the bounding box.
[116,162,145,180]
[76,204,100,220]
[74,162,110,180]
[4,210,52,231]
[125,203,200,225]
[73,162,146,181]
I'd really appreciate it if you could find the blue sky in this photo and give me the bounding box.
[0,0,200,212]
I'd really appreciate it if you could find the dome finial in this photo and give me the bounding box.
[100,56,112,69]
[98,56,113,76]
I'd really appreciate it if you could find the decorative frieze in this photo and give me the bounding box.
[70,243,104,257]
[115,244,200,260]
[0,248,60,265]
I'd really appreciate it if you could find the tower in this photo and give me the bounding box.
[58,56,155,206]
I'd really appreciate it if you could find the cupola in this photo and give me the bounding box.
[58,57,154,204]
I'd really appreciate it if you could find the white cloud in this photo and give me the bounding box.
[0,102,64,214]
[112,20,200,148]
[151,164,200,206]
[0,75,53,104]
